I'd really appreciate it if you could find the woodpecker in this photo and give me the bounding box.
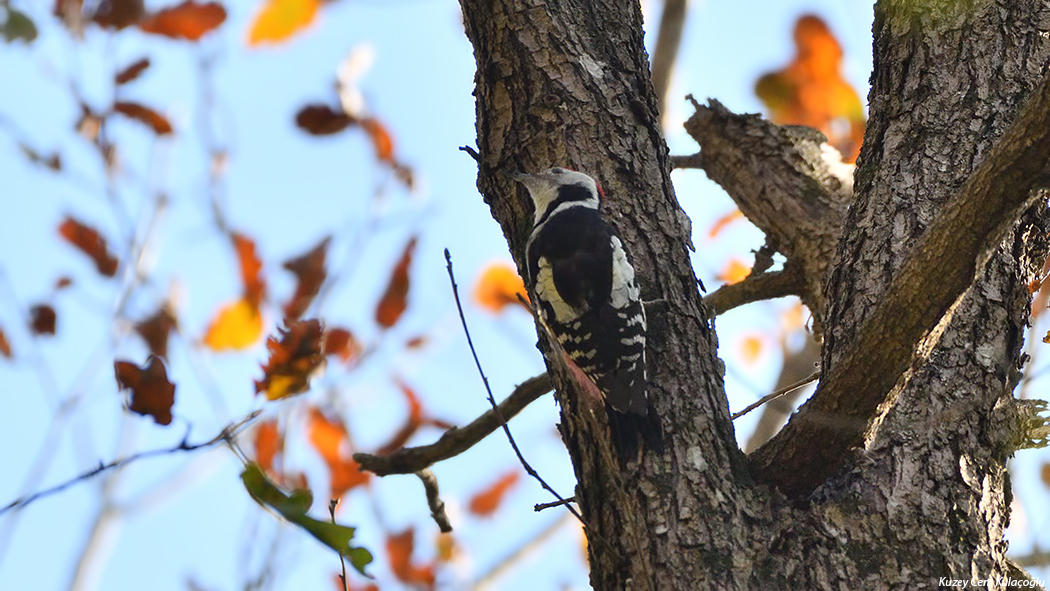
[512,167,651,428]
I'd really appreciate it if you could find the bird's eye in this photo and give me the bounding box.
[552,168,565,174]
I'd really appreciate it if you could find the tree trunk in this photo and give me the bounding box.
[458,0,1050,588]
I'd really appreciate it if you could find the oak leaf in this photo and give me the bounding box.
[255,419,282,474]
[386,528,436,587]
[232,232,266,306]
[255,319,325,400]
[323,327,361,364]
[307,407,370,498]
[114,356,176,425]
[282,237,330,319]
[134,305,177,358]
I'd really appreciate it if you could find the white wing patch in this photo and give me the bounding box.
[535,256,582,324]
[609,237,640,311]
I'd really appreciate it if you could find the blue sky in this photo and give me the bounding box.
[1,0,1047,589]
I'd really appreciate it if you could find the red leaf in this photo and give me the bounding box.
[59,217,120,277]
[30,304,56,336]
[232,233,266,305]
[138,1,225,40]
[360,117,393,162]
[386,529,436,587]
[282,236,330,319]
[255,319,325,400]
[307,407,370,498]
[114,356,176,425]
[375,237,416,328]
[134,305,177,358]
[0,327,12,358]
[468,471,521,516]
[323,327,361,364]
[115,57,151,85]
[295,104,354,136]
[114,101,173,135]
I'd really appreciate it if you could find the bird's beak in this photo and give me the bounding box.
[509,171,529,183]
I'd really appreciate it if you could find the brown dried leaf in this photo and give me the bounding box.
[59,216,120,277]
[468,471,520,516]
[138,0,225,40]
[360,117,393,162]
[114,101,173,135]
[115,356,176,425]
[375,237,416,328]
[232,233,266,305]
[91,0,144,30]
[29,304,56,336]
[134,305,177,358]
[282,236,330,319]
[255,319,325,400]
[295,104,354,136]
[386,529,436,587]
[323,327,361,364]
[115,57,150,85]
[0,327,11,358]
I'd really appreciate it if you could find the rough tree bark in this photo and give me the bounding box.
[458,0,1050,588]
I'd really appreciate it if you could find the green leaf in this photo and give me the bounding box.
[1,7,38,44]
[241,463,373,576]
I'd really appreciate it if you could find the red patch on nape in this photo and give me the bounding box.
[594,181,605,201]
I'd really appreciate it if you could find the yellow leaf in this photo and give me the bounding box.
[203,298,263,350]
[717,259,752,285]
[739,335,764,364]
[247,0,320,47]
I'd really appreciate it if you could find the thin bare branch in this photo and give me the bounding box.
[442,248,584,524]
[354,373,552,475]
[0,411,260,516]
[731,370,820,421]
[650,0,688,121]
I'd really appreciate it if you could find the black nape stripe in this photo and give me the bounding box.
[536,183,597,226]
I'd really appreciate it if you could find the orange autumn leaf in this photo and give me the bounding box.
[375,237,417,328]
[202,298,263,351]
[307,407,370,498]
[360,117,394,162]
[739,335,764,364]
[473,263,529,313]
[246,0,320,46]
[282,237,330,319]
[29,304,56,336]
[255,419,282,474]
[755,15,865,163]
[115,57,150,85]
[386,529,436,587]
[58,217,120,277]
[781,301,806,332]
[0,326,11,358]
[708,209,744,239]
[115,356,176,425]
[375,380,425,456]
[716,259,751,285]
[323,327,361,364]
[468,471,521,516]
[134,304,177,358]
[255,319,325,400]
[1041,463,1050,487]
[114,101,174,135]
[138,0,225,40]
[232,233,266,306]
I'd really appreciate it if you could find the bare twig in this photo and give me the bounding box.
[650,0,688,122]
[459,145,481,163]
[443,249,584,524]
[0,411,260,516]
[329,499,349,591]
[534,496,576,512]
[1012,547,1050,568]
[414,469,452,533]
[354,373,552,475]
[731,371,820,421]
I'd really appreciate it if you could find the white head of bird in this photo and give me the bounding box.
[511,167,602,225]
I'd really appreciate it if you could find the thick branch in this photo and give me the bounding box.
[703,266,804,316]
[750,68,1050,499]
[354,373,552,476]
[681,98,852,324]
